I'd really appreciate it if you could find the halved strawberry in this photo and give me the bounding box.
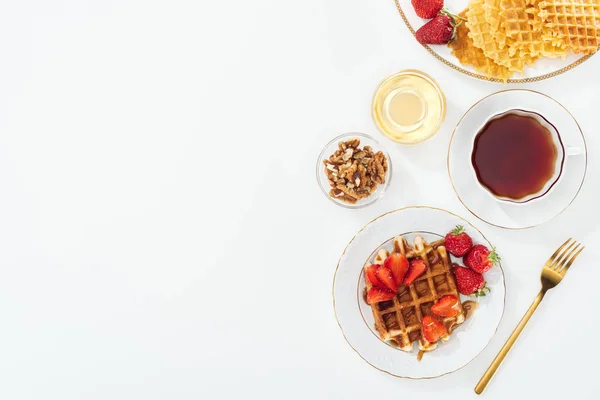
[375,266,397,292]
[367,287,396,304]
[365,264,381,288]
[404,259,427,285]
[431,295,460,317]
[422,315,447,342]
[384,253,410,286]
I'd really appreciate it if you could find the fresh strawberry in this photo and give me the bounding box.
[422,315,447,342]
[365,264,381,288]
[445,225,473,257]
[415,12,460,45]
[464,245,500,273]
[411,0,444,18]
[431,295,460,317]
[384,253,410,286]
[453,265,490,296]
[404,259,427,285]
[367,287,396,304]
[375,266,397,291]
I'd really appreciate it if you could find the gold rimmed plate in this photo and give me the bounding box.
[393,0,596,83]
[332,206,506,379]
[448,90,587,229]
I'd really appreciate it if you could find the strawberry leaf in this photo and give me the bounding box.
[488,247,501,265]
[473,283,491,297]
[451,225,465,235]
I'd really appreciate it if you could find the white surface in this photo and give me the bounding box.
[334,208,505,378]
[0,1,597,399]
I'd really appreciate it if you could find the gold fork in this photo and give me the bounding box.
[475,238,584,395]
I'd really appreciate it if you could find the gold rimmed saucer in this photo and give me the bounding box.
[448,89,588,229]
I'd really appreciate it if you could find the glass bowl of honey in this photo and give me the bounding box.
[372,70,446,145]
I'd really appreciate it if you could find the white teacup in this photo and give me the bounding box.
[471,109,580,204]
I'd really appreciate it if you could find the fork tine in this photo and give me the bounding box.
[549,240,577,270]
[558,244,584,276]
[544,238,572,269]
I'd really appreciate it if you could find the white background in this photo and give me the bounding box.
[0,0,597,399]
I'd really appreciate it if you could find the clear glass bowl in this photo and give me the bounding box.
[316,132,392,209]
[372,69,446,145]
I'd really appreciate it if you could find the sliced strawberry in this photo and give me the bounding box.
[375,266,397,292]
[365,264,382,288]
[422,315,447,342]
[367,287,396,304]
[404,259,427,285]
[384,253,410,286]
[431,295,460,317]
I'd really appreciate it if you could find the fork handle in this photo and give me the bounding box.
[475,290,545,395]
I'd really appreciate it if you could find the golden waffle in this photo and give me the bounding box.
[466,0,535,71]
[537,0,600,54]
[366,236,466,352]
[526,0,569,48]
[449,9,513,81]
[484,0,510,49]
[502,0,569,58]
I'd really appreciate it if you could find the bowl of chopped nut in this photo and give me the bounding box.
[317,133,392,208]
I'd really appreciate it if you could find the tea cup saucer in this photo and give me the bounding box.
[448,89,587,229]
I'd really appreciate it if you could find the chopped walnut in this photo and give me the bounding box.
[323,138,389,204]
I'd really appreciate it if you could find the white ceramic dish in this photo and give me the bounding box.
[392,0,597,84]
[448,90,587,229]
[333,206,505,379]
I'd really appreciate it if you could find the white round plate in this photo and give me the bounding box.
[392,0,596,83]
[333,206,505,379]
[449,90,587,229]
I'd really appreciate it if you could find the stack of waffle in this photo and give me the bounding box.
[448,0,600,81]
[366,236,465,352]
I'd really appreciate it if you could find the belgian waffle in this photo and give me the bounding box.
[484,0,510,49]
[466,0,536,72]
[501,0,569,58]
[448,0,599,79]
[365,236,466,352]
[526,0,570,48]
[449,9,513,81]
[537,0,600,54]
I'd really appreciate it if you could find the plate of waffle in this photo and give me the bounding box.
[333,206,505,378]
[393,0,600,83]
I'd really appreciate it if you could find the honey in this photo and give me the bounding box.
[387,90,425,128]
[372,70,446,144]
